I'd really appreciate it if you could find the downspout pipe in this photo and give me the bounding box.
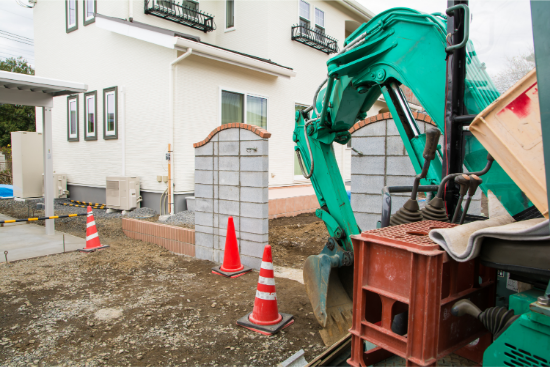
[128,0,133,21]
[169,48,193,214]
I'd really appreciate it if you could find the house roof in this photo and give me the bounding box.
[337,0,376,21]
[95,14,295,78]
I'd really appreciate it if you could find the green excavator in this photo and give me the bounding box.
[294,1,550,364]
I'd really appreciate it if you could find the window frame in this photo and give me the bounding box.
[293,103,310,181]
[103,87,118,140]
[299,0,310,22]
[83,0,96,26]
[219,87,269,130]
[66,0,78,33]
[67,95,79,142]
[84,91,97,141]
[225,0,236,32]
[314,7,324,28]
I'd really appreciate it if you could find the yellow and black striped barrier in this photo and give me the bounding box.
[70,200,106,207]
[63,203,105,209]
[0,213,87,224]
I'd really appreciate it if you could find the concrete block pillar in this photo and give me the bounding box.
[193,124,271,270]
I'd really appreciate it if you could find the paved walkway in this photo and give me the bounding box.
[0,214,85,262]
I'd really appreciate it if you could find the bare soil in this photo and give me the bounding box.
[269,213,328,269]
[0,210,326,366]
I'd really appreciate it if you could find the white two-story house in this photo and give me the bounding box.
[33,0,376,212]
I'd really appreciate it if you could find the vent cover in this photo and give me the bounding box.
[106,180,120,207]
[503,343,548,366]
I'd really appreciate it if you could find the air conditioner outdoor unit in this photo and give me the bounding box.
[42,173,69,198]
[106,177,140,211]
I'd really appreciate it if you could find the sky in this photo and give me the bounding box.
[0,0,34,65]
[356,0,535,75]
[0,0,536,76]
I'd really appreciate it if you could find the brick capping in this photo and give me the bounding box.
[122,218,195,257]
[348,112,436,134]
[193,123,271,148]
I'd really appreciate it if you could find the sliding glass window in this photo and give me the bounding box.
[221,90,267,129]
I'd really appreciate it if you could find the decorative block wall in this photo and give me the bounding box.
[349,113,481,231]
[193,123,271,270]
[122,218,195,256]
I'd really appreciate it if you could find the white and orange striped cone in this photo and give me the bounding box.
[78,206,109,253]
[236,245,294,335]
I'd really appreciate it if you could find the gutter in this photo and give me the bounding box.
[173,37,296,78]
[338,0,375,21]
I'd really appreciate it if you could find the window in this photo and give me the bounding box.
[158,0,174,9]
[315,8,324,28]
[84,0,95,25]
[226,0,235,29]
[66,0,78,33]
[221,90,267,129]
[182,0,198,11]
[67,95,79,141]
[103,87,118,139]
[294,104,308,179]
[299,0,310,20]
[84,91,97,140]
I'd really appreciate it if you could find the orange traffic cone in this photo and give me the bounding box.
[236,245,294,335]
[78,206,109,253]
[212,216,252,278]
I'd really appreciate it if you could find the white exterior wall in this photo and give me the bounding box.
[34,0,370,196]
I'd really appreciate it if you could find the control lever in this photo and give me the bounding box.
[390,127,441,226]
[422,153,493,222]
[451,174,471,223]
[459,174,483,224]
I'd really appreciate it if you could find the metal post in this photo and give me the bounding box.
[43,107,55,235]
[443,0,469,219]
[530,1,550,232]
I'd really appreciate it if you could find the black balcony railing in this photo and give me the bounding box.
[145,0,216,33]
[291,25,338,54]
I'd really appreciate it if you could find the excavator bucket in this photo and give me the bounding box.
[304,253,354,346]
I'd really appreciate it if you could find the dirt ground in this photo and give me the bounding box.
[0,208,327,366]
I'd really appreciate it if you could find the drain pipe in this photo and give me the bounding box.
[168,48,193,214]
[128,0,133,21]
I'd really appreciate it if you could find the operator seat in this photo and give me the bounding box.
[479,237,550,288]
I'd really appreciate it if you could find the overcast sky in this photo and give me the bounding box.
[0,0,34,65]
[0,0,536,76]
[356,0,535,75]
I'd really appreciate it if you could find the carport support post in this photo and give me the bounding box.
[43,107,54,235]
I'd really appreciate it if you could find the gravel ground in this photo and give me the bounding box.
[0,210,325,366]
[159,211,195,228]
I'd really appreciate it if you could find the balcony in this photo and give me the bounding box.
[145,0,216,33]
[291,25,338,54]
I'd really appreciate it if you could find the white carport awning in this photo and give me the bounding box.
[0,70,87,107]
[0,70,87,236]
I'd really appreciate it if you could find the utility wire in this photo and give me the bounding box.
[0,35,34,46]
[0,29,34,42]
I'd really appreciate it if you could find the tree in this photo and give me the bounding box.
[0,57,36,148]
[491,49,536,94]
